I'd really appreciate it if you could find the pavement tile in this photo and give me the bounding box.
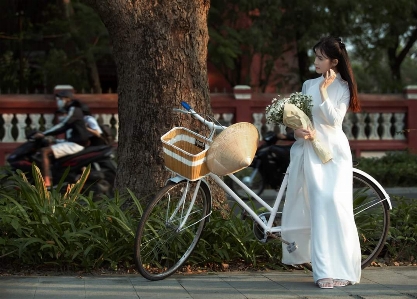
[130,276,191,299]
[0,277,38,299]
[1,267,417,299]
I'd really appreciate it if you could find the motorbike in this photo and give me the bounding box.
[6,130,117,197]
[230,131,293,199]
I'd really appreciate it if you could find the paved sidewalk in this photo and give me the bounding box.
[1,266,417,299]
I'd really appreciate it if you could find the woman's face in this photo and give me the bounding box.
[314,49,337,75]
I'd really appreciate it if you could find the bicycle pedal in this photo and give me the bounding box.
[287,242,298,253]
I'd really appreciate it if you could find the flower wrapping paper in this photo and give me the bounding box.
[283,103,332,164]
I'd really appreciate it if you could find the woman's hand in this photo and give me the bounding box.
[320,69,337,90]
[319,69,337,102]
[294,128,315,140]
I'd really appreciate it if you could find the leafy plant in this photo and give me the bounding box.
[355,151,417,187]
[0,165,143,271]
[385,196,417,263]
[1,162,417,272]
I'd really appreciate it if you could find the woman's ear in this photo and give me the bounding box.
[332,59,339,67]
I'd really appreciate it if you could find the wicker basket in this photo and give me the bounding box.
[161,127,211,180]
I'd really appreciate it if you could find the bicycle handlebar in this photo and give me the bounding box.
[181,101,192,111]
[177,101,224,132]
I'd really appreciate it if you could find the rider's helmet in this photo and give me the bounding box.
[55,90,73,99]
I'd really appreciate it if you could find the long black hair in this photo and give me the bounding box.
[313,36,360,112]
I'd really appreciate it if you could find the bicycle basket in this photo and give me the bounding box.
[161,127,211,180]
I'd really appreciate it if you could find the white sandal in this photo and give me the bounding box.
[334,279,350,287]
[316,278,334,289]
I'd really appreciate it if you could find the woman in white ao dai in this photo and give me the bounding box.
[281,36,362,289]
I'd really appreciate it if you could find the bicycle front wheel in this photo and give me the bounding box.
[134,180,211,281]
[353,171,390,269]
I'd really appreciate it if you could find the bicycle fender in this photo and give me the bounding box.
[167,176,210,190]
[353,168,392,210]
[167,176,187,184]
[166,176,213,217]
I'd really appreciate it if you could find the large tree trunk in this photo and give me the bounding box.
[83,0,226,203]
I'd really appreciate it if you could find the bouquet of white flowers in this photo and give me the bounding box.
[265,92,313,126]
[266,92,332,164]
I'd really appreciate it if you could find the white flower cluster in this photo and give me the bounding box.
[265,92,313,125]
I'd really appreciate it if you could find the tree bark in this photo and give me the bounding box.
[82,0,226,204]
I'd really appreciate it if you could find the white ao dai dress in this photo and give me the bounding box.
[281,73,361,284]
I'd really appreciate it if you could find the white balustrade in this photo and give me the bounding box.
[43,114,55,130]
[252,113,264,138]
[16,114,27,142]
[100,114,112,127]
[263,122,275,133]
[381,113,393,140]
[30,114,42,130]
[368,113,380,140]
[113,114,119,142]
[222,113,234,126]
[278,124,286,135]
[355,113,367,140]
[0,113,119,142]
[3,114,14,142]
[343,113,354,139]
[0,109,408,143]
[394,113,406,140]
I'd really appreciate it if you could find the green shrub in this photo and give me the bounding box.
[355,151,417,187]
[0,166,286,272]
[0,165,143,271]
[384,196,417,263]
[1,163,417,272]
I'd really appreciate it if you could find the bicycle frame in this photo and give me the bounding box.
[170,171,288,244]
[211,172,288,235]
[169,176,287,235]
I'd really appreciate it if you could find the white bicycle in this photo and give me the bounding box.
[134,101,392,281]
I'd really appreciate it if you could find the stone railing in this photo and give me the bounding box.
[210,88,417,158]
[0,85,416,165]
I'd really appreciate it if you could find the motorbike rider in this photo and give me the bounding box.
[81,105,111,146]
[34,90,90,187]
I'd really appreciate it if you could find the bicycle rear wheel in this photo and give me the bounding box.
[353,171,390,269]
[134,180,211,281]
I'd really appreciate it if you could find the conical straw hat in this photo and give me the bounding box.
[207,122,259,176]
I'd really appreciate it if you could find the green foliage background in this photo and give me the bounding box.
[0,0,416,93]
[355,151,417,187]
